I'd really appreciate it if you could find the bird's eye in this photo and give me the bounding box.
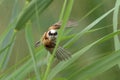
[48,30,57,36]
[48,31,52,35]
[54,32,57,35]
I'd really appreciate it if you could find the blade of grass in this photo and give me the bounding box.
[10,0,20,23]
[59,0,67,21]
[0,46,46,80]
[48,30,120,80]
[64,8,115,48]
[0,32,16,70]
[1,47,46,80]
[113,0,120,50]
[0,42,13,55]
[86,24,112,33]
[15,0,53,31]
[62,24,112,41]
[69,49,120,80]
[67,2,104,28]
[0,19,17,43]
[43,0,74,80]
[0,52,30,79]
[0,27,13,70]
[0,0,22,70]
[77,2,103,24]
[34,0,41,29]
[25,22,41,80]
[0,29,16,70]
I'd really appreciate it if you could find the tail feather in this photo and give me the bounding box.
[56,51,63,61]
[58,47,70,60]
[56,47,71,61]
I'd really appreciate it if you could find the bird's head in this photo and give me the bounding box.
[47,29,58,41]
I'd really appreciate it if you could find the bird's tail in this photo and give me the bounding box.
[55,46,71,61]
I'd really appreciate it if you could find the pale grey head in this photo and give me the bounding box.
[47,29,58,41]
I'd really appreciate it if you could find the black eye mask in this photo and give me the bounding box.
[53,32,57,35]
[48,31,52,35]
[48,31,57,36]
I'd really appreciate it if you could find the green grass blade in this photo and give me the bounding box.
[15,0,53,31]
[48,30,120,80]
[0,29,16,70]
[77,2,103,23]
[0,32,16,70]
[64,8,115,48]
[0,27,12,69]
[10,0,20,23]
[59,0,67,21]
[43,0,74,80]
[25,22,41,80]
[62,24,112,41]
[1,48,46,80]
[0,0,22,70]
[33,0,41,29]
[69,50,120,80]
[0,0,21,70]
[86,24,112,33]
[113,0,120,50]
[0,40,14,55]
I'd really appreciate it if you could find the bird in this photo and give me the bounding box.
[35,21,71,61]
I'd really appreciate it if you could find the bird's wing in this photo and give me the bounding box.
[35,41,41,47]
[35,32,47,48]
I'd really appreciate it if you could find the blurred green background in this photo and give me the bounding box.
[0,0,120,80]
